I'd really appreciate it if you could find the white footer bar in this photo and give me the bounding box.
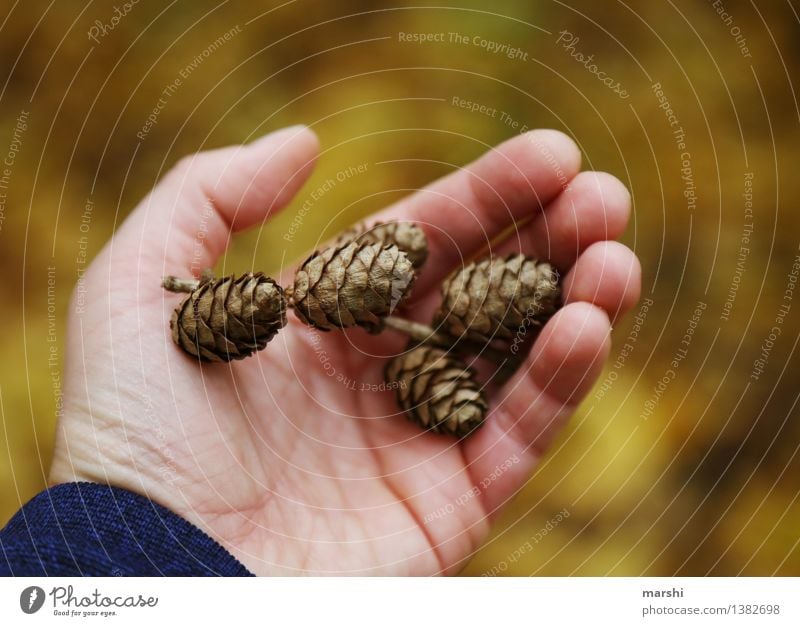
[1,577,797,625]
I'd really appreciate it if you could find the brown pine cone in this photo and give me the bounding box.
[336,221,428,269]
[292,241,415,332]
[434,254,560,346]
[385,345,488,437]
[170,273,286,362]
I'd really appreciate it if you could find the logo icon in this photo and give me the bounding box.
[20,586,45,614]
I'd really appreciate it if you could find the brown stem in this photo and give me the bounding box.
[162,276,200,293]
[383,316,449,348]
[161,272,521,374]
[384,315,515,368]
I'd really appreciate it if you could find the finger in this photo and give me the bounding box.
[493,171,632,271]
[383,172,632,344]
[563,241,642,322]
[118,125,319,274]
[371,130,582,294]
[462,301,611,516]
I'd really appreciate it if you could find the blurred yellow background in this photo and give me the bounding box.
[1,1,798,575]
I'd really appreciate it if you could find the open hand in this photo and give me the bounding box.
[50,125,640,575]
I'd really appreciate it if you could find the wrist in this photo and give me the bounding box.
[49,415,182,517]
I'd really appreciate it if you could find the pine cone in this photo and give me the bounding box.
[337,221,428,269]
[434,254,560,346]
[170,273,287,362]
[385,345,488,437]
[292,241,415,332]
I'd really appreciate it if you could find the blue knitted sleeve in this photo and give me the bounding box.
[0,482,253,576]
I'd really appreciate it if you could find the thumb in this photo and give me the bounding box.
[116,125,319,276]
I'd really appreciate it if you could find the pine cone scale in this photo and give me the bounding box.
[292,241,415,332]
[336,221,429,269]
[434,254,560,346]
[385,345,488,437]
[170,272,287,362]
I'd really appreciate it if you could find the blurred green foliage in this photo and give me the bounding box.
[1,0,798,574]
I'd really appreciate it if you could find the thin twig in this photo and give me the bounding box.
[384,315,515,368]
[163,274,522,373]
[162,276,200,293]
[383,316,449,348]
[162,269,216,294]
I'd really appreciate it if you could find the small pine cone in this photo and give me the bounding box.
[434,254,560,346]
[292,241,415,332]
[385,345,488,437]
[170,273,286,362]
[336,221,428,269]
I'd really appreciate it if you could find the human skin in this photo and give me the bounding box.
[49,125,641,575]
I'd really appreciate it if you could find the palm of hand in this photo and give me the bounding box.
[50,126,640,575]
